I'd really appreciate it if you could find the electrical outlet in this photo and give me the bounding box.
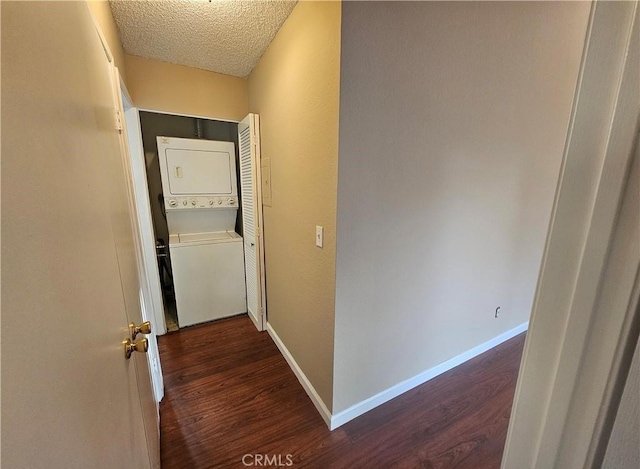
[495,306,501,318]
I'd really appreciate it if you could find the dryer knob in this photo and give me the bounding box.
[190,199,197,206]
[228,198,236,205]
[168,199,177,207]
[217,198,223,205]
[208,199,214,206]
[182,200,188,206]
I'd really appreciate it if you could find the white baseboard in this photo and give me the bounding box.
[329,321,529,430]
[267,321,528,430]
[266,322,332,427]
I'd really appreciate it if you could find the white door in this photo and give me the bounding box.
[239,114,268,331]
[2,2,158,467]
[111,67,163,462]
[120,80,166,399]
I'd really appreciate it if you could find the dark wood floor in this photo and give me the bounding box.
[158,315,525,468]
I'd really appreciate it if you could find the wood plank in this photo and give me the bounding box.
[159,315,525,468]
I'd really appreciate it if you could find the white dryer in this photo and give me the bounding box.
[157,136,247,327]
[157,136,239,234]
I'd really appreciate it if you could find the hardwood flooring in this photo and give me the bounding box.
[158,315,525,468]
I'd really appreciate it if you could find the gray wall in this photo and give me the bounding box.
[603,331,640,468]
[333,1,590,412]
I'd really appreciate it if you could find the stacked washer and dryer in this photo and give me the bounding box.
[157,136,247,328]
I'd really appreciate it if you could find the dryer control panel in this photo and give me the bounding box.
[165,196,238,210]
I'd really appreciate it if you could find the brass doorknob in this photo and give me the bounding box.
[129,321,151,340]
[123,338,148,359]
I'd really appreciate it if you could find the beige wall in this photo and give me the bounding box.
[333,1,590,413]
[248,1,341,410]
[125,54,248,121]
[87,0,248,120]
[87,0,127,84]
[3,2,153,465]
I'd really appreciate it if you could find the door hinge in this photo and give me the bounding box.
[115,109,123,133]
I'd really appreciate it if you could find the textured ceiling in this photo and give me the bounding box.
[109,0,297,78]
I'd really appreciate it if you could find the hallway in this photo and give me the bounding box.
[158,316,525,468]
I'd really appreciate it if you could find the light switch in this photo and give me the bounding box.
[316,226,323,248]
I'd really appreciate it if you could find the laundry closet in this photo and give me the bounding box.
[138,111,264,333]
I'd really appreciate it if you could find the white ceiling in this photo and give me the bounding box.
[109,0,297,78]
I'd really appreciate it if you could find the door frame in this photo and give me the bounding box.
[90,2,165,407]
[119,81,166,405]
[137,107,240,124]
[502,1,639,467]
[128,107,249,336]
[119,86,167,339]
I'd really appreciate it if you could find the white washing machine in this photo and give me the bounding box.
[169,231,246,327]
[157,136,247,327]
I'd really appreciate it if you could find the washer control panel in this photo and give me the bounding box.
[165,196,238,210]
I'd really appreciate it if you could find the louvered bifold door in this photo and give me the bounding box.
[239,114,266,331]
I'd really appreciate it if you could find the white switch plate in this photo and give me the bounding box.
[316,226,323,248]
